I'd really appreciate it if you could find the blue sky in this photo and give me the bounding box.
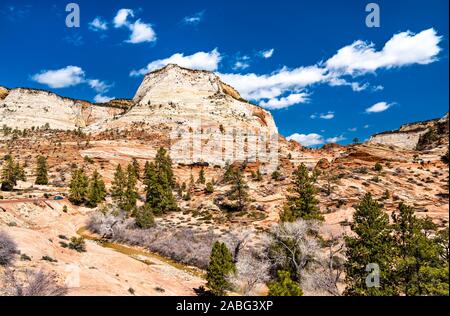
[0,0,448,146]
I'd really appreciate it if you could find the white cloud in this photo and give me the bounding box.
[364,124,370,129]
[114,9,134,28]
[287,133,324,147]
[32,66,85,88]
[89,17,108,31]
[94,94,114,103]
[219,65,327,101]
[348,127,357,132]
[326,28,442,76]
[319,112,335,120]
[127,19,156,44]
[259,93,309,110]
[32,66,113,103]
[130,49,221,76]
[326,135,346,143]
[88,79,112,93]
[310,114,317,119]
[365,101,393,113]
[260,49,274,59]
[183,10,205,25]
[233,56,251,70]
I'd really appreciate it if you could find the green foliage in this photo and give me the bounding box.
[206,241,236,296]
[271,170,282,181]
[111,164,126,208]
[131,158,141,180]
[86,170,106,208]
[1,156,25,191]
[197,167,206,184]
[280,163,323,222]
[374,162,383,172]
[68,237,86,253]
[144,148,177,215]
[344,193,395,296]
[391,203,449,296]
[124,164,138,213]
[268,270,303,296]
[205,182,214,194]
[35,156,49,185]
[68,168,88,205]
[441,150,449,164]
[134,203,155,229]
[222,161,235,183]
[227,169,249,212]
[416,128,438,151]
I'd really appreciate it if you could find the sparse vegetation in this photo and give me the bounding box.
[0,231,17,266]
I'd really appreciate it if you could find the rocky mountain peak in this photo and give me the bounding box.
[133,63,243,105]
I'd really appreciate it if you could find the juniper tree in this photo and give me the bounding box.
[68,168,88,205]
[391,203,449,296]
[227,169,249,212]
[280,163,323,222]
[35,155,49,185]
[267,270,303,296]
[206,241,236,296]
[344,193,396,296]
[86,170,106,208]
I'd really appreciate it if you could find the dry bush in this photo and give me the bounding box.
[0,231,17,266]
[87,212,217,269]
[227,250,270,296]
[2,269,68,296]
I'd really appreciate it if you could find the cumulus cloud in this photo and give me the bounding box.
[320,112,335,120]
[89,17,108,31]
[326,28,442,76]
[94,94,114,103]
[287,133,324,147]
[365,101,393,113]
[114,8,134,28]
[219,65,327,101]
[32,66,85,88]
[127,19,156,43]
[32,66,113,103]
[130,49,221,76]
[326,135,346,143]
[260,49,274,59]
[183,10,205,25]
[259,93,309,110]
[88,79,112,93]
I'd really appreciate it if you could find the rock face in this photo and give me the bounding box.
[0,64,280,169]
[0,88,122,130]
[367,113,449,150]
[101,64,279,169]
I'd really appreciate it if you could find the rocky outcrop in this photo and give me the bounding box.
[0,88,122,130]
[367,113,449,150]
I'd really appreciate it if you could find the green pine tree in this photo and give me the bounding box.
[197,167,206,184]
[123,163,138,213]
[144,160,177,215]
[268,270,303,296]
[280,163,323,222]
[68,168,88,205]
[155,147,174,188]
[86,170,106,208]
[1,156,25,191]
[111,164,127,210]
[35,155,49,185]
[391,203,449,296]
[135,203,155,229]
[131,158,141,180]
[206,241,236,296]
[344,193,396,296]
[227,169,249,212]
[222,161,234,183]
